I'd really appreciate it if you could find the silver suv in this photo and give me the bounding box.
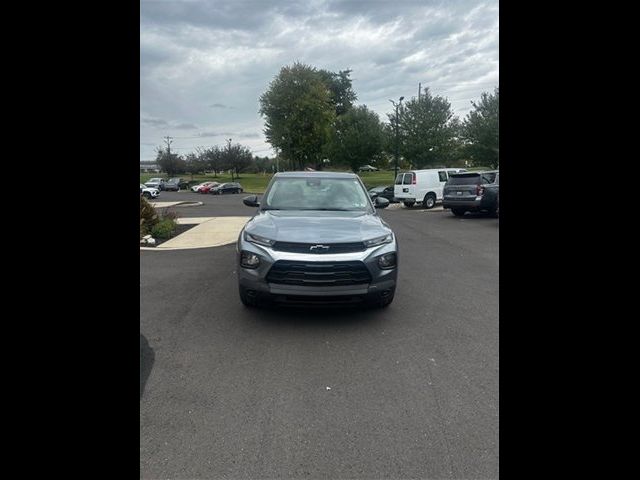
[237,172,398,308]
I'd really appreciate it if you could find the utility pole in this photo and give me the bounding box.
[227,138,234,182]
[389,96,404,181]
[418,83,421,102]
[163,136,173,155]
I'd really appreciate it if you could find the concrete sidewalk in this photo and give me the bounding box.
[153,216,250,250]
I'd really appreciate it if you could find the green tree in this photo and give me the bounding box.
[317,69,357,116]
[461,88,499,169]
[259,63,337,170]
[155,149,185,176]
[388,89,460,169]
[183,152,205,180]
[254,155,275,173]
[201,146,225,176]
[224,142,254,180]
[326,105,385,172]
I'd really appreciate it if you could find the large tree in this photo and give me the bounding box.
[326,105,385,172]
[388,89,460,169]
[461,88,499,169]
[155,149,185,176]
[259,63,338,170]
[317,69,357,116]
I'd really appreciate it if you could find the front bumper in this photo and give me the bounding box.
[236,234,398,304]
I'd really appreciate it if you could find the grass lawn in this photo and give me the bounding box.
[141,167,489,194]
[140,170,396,193]
[140,172,275,193]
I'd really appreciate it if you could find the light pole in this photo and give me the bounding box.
[389,96,404,181]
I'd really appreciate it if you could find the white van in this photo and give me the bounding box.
[394,168,467,208]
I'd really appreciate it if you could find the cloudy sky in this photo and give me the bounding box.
[140,0,498,161]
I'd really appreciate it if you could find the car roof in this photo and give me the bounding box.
[405,168,464,172]
[450,170,498,176]
[274,171,358,178]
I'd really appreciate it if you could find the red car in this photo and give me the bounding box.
[197,182,219,194]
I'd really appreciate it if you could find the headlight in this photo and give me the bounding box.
[244,231,276,247]
[364,233,393,248]
[240,251,260,269]
[377,252,397,269]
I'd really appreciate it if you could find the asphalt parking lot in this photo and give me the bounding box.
[151,189,259,217]
[140,194,499,479]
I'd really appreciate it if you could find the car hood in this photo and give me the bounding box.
[244,210,391,244]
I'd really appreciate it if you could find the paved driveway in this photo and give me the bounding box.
[140,205,499,479]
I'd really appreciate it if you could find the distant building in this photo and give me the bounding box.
[140,162,161,173]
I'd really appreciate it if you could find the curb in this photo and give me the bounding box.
[140,240,236,252]
[151,201,204,208]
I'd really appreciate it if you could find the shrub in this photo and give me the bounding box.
[151,218,177,239]
[140,196,159,238]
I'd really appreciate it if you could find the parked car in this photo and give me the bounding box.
[191,182,207,192]
[166,177,189,191]
[368,185,397,202]
[442,170,499,216]
[144,178,166,191]
[359,164,379,172]
[164,179,180,191]
[394,168,467,208]
[140,184,160,199]
[195,182,219,193]
[237,171,397,308]
[211,182,243,194]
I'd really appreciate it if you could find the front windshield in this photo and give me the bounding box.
[263,177,372,211]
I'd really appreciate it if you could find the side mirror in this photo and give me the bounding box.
[243,195,260,207]
[369,192,378,199]
[374,197,390,209]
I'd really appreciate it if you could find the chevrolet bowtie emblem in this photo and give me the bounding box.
[309,244,330,251]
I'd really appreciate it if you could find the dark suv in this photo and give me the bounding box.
[442,171,499,216]
[237,172,398,308]
[166,177,189,191]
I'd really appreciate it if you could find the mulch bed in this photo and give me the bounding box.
[141,223,198,247]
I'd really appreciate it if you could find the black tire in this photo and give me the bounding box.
[239,189,243,193]
[403,201,415,208]
[380,293,395,308]
[143,192,151,199]
[423,193,436,209]
[369,291,394,308]
[452,208,466,217]
[239,286,257,307]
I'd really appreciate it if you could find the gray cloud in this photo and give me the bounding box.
[140,0,498,160]
[174,122,199,129]
[141,116,169,127]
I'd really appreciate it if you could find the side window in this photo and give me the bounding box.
[402,173,413,185]
[482,172,496,183]
[438,171,448,182]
